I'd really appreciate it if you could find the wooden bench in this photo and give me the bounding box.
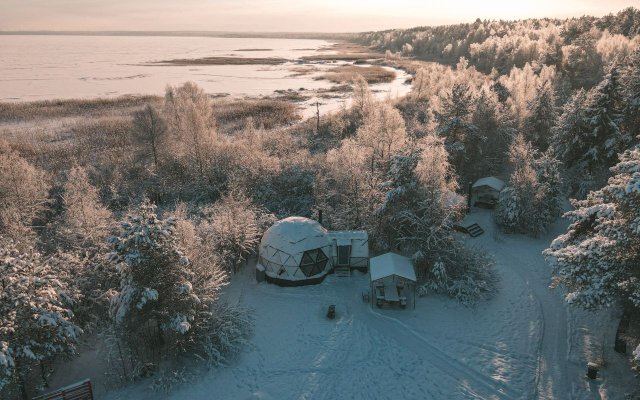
[33,379,93,400]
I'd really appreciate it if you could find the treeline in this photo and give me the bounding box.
[358,7,640,87]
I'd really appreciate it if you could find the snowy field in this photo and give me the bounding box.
[53,210,638,399]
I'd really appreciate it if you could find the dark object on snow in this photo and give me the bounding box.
[615,337,627,354]
[34,379,93,400]
[614,312,630,353]
[255,263,266,283]
[586,363,598,380]
[453,223,484,237]
[327,304,336,319]
[362,291,370,302]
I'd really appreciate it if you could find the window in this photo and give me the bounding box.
[299,248,329,277]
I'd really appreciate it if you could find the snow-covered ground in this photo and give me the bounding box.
[52,209,638,399]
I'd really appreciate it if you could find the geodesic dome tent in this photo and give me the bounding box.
[258,217,334,286]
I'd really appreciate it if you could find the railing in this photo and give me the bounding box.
[33,379,93,400]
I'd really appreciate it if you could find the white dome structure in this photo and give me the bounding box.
[258,217,333,285]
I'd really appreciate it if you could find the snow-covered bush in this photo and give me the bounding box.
[0,237,81,395]
[191,302,253,367]
[416,243,498,306]
[199,192,273,273]
[544,143,640,309]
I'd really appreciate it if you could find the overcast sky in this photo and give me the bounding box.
[1,0,639,32]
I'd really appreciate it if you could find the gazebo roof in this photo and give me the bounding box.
[370,252,416,282]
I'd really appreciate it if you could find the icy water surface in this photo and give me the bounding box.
[0,35,411,117]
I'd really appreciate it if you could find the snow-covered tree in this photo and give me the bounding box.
[164,82,217,179]
[351,74,374,120]
[622,47,640,144]
[132,104,168,169]
[107,199,243,378]
[472,88,513,177]
[551,88,589,171]
[0,237,81,398]
[109,199,204,335]
[524,82,557,151]
[322,138,378,230]
[562,32,603,89]
[581,67,627,169]
[434,82,480,181]
[0,151,49,240]
[496,134,563,235]
[535,151,564,230]
[545,142,640,310]
[61,166,112,247]
[356,100,407,170]
[199,192,272,273]
[376,148,422,247]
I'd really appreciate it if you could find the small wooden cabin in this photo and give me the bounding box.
[471,176,505,208]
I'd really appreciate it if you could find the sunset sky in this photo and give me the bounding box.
[1,0,639,32]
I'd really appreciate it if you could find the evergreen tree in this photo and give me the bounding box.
[622,47,640,143]
[544,142,640,310]
[0,238,81,398]
[563,32,603,89]
[496,134,562,235]
[376,148,422,247]
[108,199,235,372]
[524,82,557,151]
[472,89,511,178]
[434,82,479,181]
[551,88,589,169]
[580,67,626,171]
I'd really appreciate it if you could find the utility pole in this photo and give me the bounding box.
[316,100,320,133]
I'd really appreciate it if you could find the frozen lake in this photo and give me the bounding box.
[0,35,411,117]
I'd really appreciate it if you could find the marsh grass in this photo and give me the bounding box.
[315,65,395,84]
[214,99,300,132]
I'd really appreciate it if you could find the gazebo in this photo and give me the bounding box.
[471,176,505,208]
[369,252,416,309]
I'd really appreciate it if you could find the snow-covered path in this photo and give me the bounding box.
[91,210,637,400]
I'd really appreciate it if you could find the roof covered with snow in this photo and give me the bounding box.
[327,230,368,246]
[260,217,331,258]
[472,176,505,192]
[370,252,416,282]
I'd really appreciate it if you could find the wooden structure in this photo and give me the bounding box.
[471,176,505,208]
[454,222,485,237]
[33,379,93,400]
[369,253,416,309]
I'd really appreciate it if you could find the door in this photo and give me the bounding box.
[337,245,351,266]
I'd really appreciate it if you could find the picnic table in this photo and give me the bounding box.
[384,284,400,302]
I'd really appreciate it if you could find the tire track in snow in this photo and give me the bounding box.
[494,236,569,400]
[367,309,521,399]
